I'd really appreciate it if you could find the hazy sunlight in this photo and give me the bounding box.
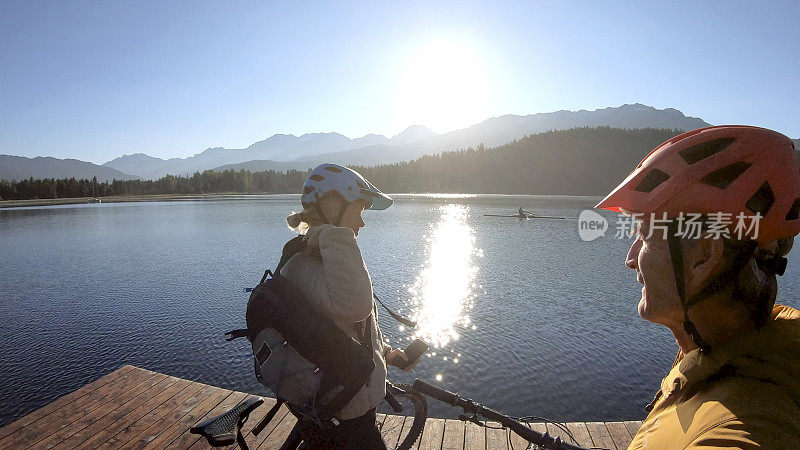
[396,40,492,133]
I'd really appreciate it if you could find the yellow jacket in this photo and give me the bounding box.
[629,305,800,449]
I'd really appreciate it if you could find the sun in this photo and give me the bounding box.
[396,40,492,133]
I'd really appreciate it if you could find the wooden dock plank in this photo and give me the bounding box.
[141,387,232,449]
[623,420,643,438]
[506,421,539,449]
[0,365,134,441]
[0,366,154,450]
[484,421,508,450]
[46,372,171,449]
[382,414,406,448]
[233,398,284,449]
[81,376,187,449]
[257,409,297,449]
[236,404,290,450]
[585,422,617,449]
[441,419,465,450]
[463,421,485,450]
[417,417,445,450]
[397,415,420,449]
[98,380,202,449]
[168,390,249,449]
[53,375,180,449]
[605,421,634,449]
[564,422,594,448]
[546,422,574,447]
[116,383,219,450]
[527,422,547,434]
[0,366,649,450]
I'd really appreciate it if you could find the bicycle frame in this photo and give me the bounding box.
[412,379,590,450]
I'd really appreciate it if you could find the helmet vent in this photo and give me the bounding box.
[303,186,315,195]
[634,169,670,193]
[309,174,325,182]
[324,166,342,173]
[786,198,800,221]
[745,182,775,216]
[355,180,367,189]
[700,162,752,189]
[678,138,736,164]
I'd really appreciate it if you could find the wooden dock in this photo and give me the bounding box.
[0,365,643,449]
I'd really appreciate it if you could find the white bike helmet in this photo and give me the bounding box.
[301,164,392,222]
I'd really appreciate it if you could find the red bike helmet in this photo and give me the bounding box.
[596,125,800,245]
[597,125,800,352]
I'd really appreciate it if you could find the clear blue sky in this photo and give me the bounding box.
[1,1,798,164]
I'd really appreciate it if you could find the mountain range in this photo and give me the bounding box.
[2,104,715,181]
[0,155,138,183]
[279,103,710,169]
[102,124,441,180]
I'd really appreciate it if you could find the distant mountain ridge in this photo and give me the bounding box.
[3,104,713,182]
[104,104,710,178]
[0,155,138,182]
[287,103,710,168]
[104,125,439,179]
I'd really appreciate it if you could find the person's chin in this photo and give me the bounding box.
[637,289,652,321]
[637,292,665,325]
[637,298,648,319]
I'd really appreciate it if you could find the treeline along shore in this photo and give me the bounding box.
[1,127,683,202]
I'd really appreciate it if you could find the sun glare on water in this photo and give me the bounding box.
[396,40,492,133]
[408,205,481,349]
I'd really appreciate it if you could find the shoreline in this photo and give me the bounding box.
[0,193,274,208]
[0,192,604,209]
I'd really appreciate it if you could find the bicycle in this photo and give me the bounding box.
[190,381,427,450]
[411,379,592,450]
[190,377,596,450]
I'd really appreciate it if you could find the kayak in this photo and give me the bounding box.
[483,214,570,220]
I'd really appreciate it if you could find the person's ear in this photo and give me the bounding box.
[687,237,725,294]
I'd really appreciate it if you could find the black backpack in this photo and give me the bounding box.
[228,236,376,427]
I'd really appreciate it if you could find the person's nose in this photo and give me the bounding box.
[626,238,642,270]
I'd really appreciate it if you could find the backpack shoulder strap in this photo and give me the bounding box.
[227,235,308,342]
[275,235,306,275]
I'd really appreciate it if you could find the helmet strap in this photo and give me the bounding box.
[311,197,348,227]
[312,202,331,225]
[335,202,347,227]
[666,221,762,353]
[666,221,712,353]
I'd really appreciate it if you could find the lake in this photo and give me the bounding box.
[2,194,800,427]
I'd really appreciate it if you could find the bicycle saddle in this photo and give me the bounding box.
[190,396,264,447]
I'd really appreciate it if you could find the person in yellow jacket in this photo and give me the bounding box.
[596,126,800,449]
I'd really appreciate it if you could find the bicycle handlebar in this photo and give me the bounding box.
[412,379,589,450]
[412,379,461,406]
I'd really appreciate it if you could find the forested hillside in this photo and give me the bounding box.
[1,127,683,200]
[355,127,680,195]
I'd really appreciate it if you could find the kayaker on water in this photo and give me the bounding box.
[282,163,420,449]
[597,126,800,448]
[518,206,526,217]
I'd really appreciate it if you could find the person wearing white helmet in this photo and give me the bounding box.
[281,163,418,449]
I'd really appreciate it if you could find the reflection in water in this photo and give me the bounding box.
[408,205,481,350]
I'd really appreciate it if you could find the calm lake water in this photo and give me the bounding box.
[3,194,800,427]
